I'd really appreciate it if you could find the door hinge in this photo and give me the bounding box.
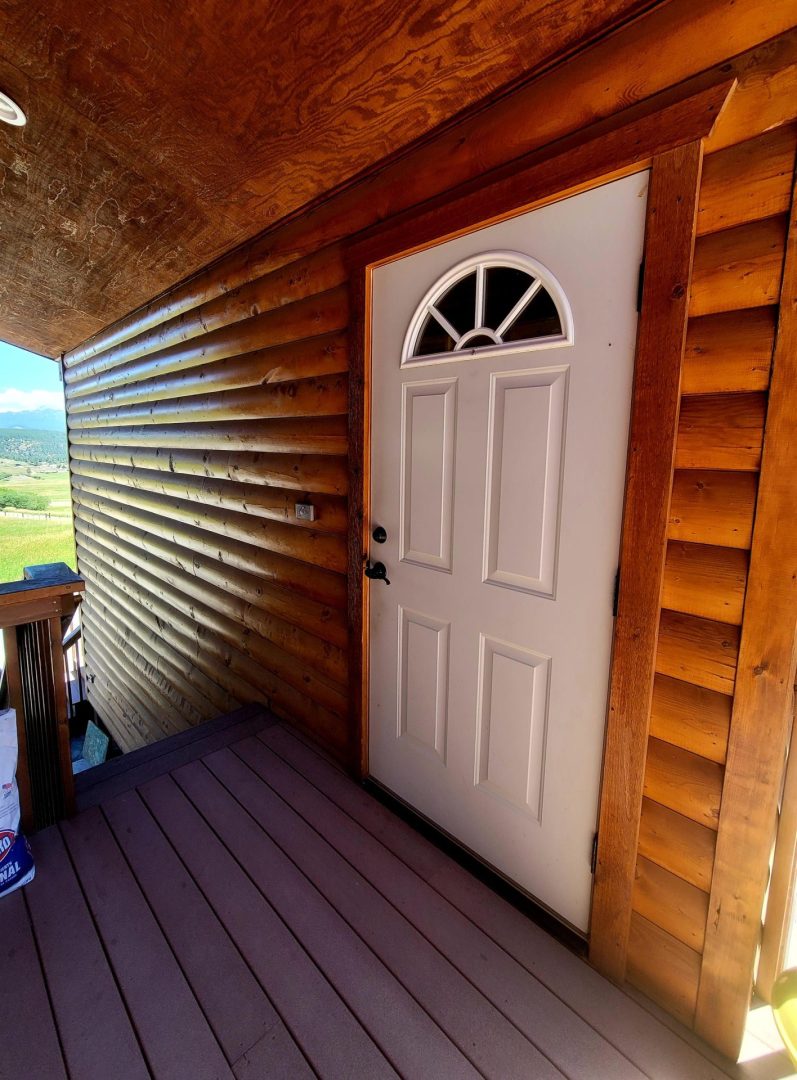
[591,832,599,875]
[612,567,620,617]
[636,259,646,313]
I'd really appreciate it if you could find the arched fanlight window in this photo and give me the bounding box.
[402,252,572,363]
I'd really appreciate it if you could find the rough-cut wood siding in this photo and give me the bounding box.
[60,1,797,1055]
[626,112,797,1026]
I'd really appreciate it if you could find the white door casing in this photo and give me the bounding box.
[368,174,648,932]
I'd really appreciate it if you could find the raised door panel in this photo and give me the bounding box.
[483,367,568,596]
[475,635,551,820]
[397,606,450,761]
[400,379,457,570]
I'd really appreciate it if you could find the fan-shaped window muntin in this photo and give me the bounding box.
[403,253,572,364]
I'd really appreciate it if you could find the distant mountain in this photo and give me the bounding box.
[0,408,66,432]
[0,427,68,466]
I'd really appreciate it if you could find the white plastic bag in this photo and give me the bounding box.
[0,709,35,897]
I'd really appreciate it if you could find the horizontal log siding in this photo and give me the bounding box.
[626,115,797,1025]
[66,244,352,758]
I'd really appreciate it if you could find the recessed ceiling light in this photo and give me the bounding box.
[0,91,26,127]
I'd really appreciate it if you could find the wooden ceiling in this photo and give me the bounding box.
[0,0,654,358]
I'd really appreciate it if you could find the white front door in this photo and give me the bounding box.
[368,174,648,931]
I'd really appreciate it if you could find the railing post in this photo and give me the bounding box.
[0,563,84,830]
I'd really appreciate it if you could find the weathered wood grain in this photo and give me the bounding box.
[662,541,748,625]
[76,528,347,717]
[757,703,797,1001]
[644,737,724,830]
[72,484,347,612]
[65,248,348,387]
[69,443,348,495]
[82,566,263,719]
[82,622,192,737]
[695,171,797,1059]
[66,288,350,398]
[689,216,788,316]
[632,856,709,951]
[72,474,348,573]
[81,605,217,724]
[74,500,347,647]
[649,674,731,764]
[656,610,740,695]
[75,516,347,686]
[83,588,238,716]
[668,469,757,549]
[71,459,348,535]
[627,913,701,1026]
[77,541,349,752]
[85,678,151,753]
[698,125,797,235]
[68,417,349,456]
[68,375,349,430]
[638,797,716,892]
[69,333,349,414]
[675,392,766,471]
[705,31,797,153]
[682,307,775,396]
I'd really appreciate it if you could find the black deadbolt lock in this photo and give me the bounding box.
[372,525,387,544]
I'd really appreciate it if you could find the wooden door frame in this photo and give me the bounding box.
[344,74,734,966]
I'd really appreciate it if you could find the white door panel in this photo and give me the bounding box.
[369,174,648,931]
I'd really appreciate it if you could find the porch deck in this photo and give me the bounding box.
[1,707,786,1080]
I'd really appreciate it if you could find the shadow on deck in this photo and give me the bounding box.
[1,706,788,1079]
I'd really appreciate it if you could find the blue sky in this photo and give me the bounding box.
[0,339,65,411]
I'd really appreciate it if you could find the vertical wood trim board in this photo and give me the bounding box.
[757,706,797,1002]
[347,268,371,775]
[694,169,797,1059]
[589,143,703,980]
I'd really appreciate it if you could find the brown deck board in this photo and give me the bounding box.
[25,826,149,1080]
[171,757,481,1079]
[0,891,67,1080]
[138,771,398,1080]
[61,805,233,1080]
[222,737,641,1080]
[2,711,777,1080]
[197,747,565,1079]
[232,1024,315,1079]
[102,789,281,1064]
[261,724,737,1080]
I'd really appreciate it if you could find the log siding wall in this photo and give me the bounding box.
[61,1,797,1055]
[626,119,797,1030]
[66,254,352,758]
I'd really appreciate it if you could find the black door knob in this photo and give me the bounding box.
[364,560,390,585]
[372,525,387,544]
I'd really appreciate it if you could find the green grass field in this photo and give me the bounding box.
[0,517,77,583]
[0,466,71,505]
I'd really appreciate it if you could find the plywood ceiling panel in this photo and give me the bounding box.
[0,0,654,357]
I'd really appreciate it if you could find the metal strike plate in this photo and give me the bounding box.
[295,502,316,522]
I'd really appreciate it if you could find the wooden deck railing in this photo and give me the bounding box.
[0,563,85,831]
